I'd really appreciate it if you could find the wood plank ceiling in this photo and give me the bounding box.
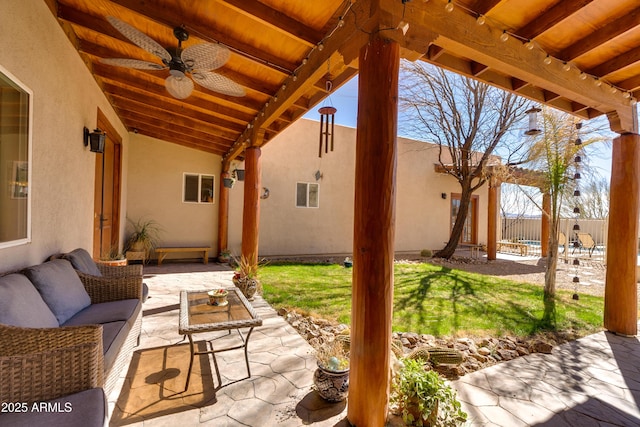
[46,0,640,160]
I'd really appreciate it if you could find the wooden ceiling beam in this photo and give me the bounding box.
[585,45,640,77]
[219,0,323,46]
[118,110,231,149]
[517,0,595,40]
[107,0,299,73]
[388,0,635,132]
[100,81,246,131]
[110,95,239,142]
[467,0,504,16]
[131,127,223,155]
[557,7,640,61]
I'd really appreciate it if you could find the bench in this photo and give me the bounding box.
[497,242,528,256]
[155,247,211,265]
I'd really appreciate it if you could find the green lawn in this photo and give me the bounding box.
[259,262,603,338]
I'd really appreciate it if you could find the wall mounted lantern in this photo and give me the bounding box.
[84,127,106,153]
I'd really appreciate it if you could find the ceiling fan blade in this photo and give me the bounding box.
[192,71,246,97]
[182,43,230,71]
[100,58,166,70]
[107,16,171,62]
[165,75,194,99]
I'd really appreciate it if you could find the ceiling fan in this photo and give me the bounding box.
[101,16,245,99]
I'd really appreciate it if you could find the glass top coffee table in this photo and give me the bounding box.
[179,287,262,390]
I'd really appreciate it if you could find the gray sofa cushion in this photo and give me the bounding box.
[62,299,141,328]
[0,387,106,427]
[62,248,102,277]
[0,274,59,328]
[102,321,129,372]
[23,259,91,325]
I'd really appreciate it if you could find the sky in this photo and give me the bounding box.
[303,74,616,182]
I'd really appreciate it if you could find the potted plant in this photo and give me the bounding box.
[218,248,231,263]
[313,338,350,402]
[232,255,260,300]
[98,246,127,266]
[125,218,162,261]
[343,256,353,268]
[390,358,467,426]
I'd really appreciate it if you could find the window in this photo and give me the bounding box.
[296,182,319,208]
[183,173,214,203]
[0,66,32,249]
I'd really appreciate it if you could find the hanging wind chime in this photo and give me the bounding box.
[572,122,583,300]
[318,78,337,158]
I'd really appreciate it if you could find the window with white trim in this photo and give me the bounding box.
[183,173,214,203]
[296,182,319,208]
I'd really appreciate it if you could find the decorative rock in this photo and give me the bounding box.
[497,349,518,361]
[478,347,492,356]
[516,346,530,356]
[277,307,289,316]
[531,340,554,354]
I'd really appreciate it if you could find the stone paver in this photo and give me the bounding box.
[107,262,640,426]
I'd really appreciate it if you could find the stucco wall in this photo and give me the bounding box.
[126,134,221,262]
[235,118,489,257]
[0,2,128,271]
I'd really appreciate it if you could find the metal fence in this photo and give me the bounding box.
[500,216,608,260]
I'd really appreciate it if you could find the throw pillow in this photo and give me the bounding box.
[0,273,59,327]
[23,259,91,325]
[63,248,102,277]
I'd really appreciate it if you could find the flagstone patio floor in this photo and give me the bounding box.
[106,262,640,426]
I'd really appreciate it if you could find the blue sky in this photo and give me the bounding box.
[304,74,615,181]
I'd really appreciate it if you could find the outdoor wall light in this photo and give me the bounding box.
[84,127,106,153]
[441,193,447,199]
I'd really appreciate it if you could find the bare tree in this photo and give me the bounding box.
[562,177,609,219]
[400,62,528,258]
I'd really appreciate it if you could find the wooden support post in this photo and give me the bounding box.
[604,133,640,336]
[487,179,498,260]
[241,147,261,267]
[217,168,230,256]
[541,192,550,258]
[348,36,399,427]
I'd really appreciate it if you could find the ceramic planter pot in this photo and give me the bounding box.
[313,364,349,402]
[233,276,258,300]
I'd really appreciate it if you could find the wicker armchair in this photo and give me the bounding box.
[0,323,104,404]
[76,268,143,303]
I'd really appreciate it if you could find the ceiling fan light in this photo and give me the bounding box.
[165,75,194,99]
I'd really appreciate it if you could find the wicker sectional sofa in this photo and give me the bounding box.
[0,251,143,426]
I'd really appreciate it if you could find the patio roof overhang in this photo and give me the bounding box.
[47,0,639,161]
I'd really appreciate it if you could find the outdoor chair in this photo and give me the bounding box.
[572,232,597,257]
[558,231,567,253]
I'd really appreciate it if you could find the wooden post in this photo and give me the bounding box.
[604,133,640,336]
[217,168,230,256]
[348,36,399,427]
[541,192,550,257]
[241,147,261,266]
[487,179,498,260]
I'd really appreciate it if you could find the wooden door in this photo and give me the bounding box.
[93,110,122,259]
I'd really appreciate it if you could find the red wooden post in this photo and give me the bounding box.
[604,133,640,335]
[217,168,230,256]
[347,36,399,427]
[241,147,261,266]
[541,192,550,258]
[487,179,498,260]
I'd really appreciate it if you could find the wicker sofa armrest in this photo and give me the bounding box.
[97,263,143,278]
[0,324,104,403]
[77,271,143,303]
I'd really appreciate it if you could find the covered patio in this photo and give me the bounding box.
[2,1,640,426]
